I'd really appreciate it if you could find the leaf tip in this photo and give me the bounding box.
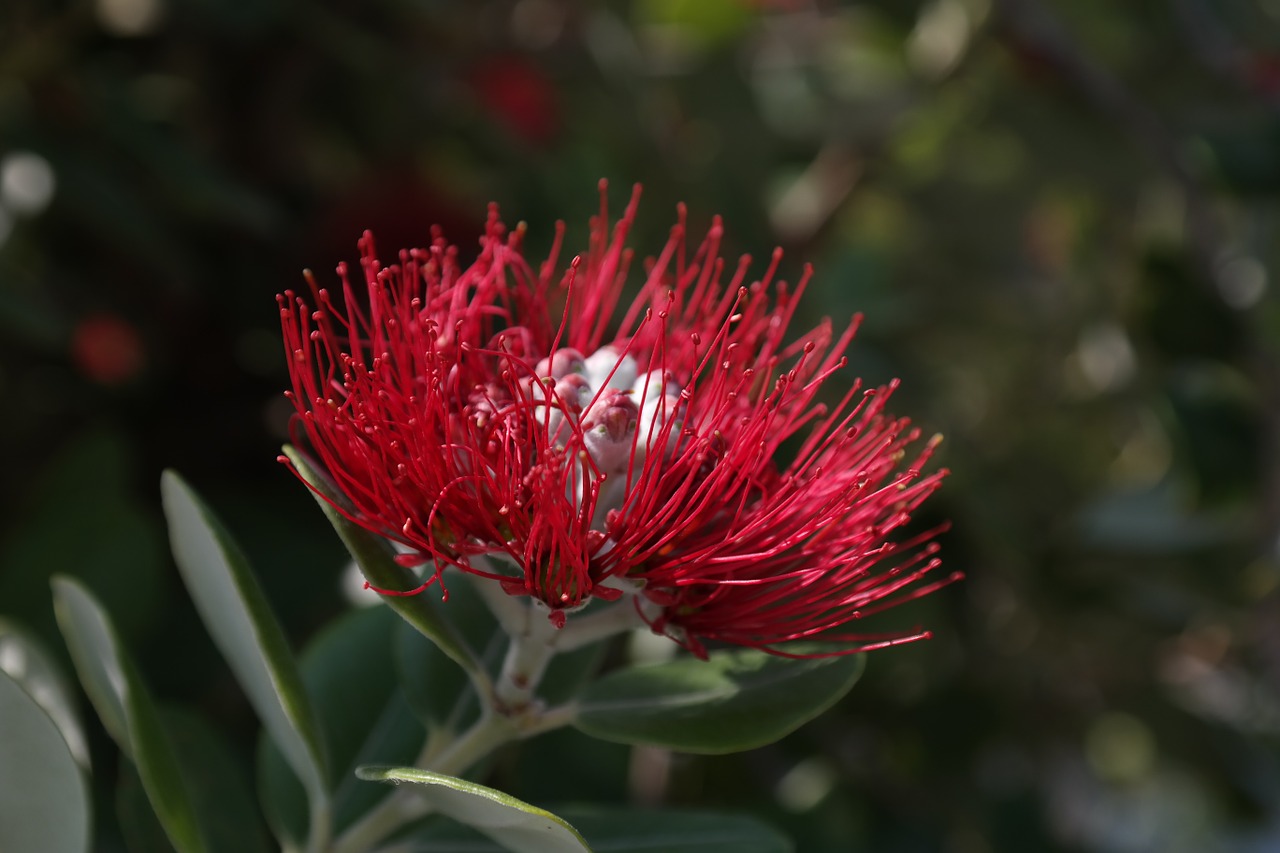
[355,765,391,782]
[159,469,190,513]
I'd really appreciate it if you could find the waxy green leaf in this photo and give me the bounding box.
[573,648,864,753]
[259,606,427,844]
[561,807,794,852]
[0,668,90,853]
[161,471,329,843]
[282,446,482,680]
[52,576,203,852]
[388,807,793,852]
[116,710,272,853]
[357,765,591,853]
[0,618,89,769]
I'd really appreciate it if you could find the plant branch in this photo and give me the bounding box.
[492,604,560,712]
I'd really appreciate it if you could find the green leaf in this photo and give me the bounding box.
[0,668,90,853]
[356,766,591,853]
[50,579,128,751]
[506,727,630,804]
[573,648,865,754]
[0,618,89,769]
[282,445,481,679]
[117,762,176,853]
[381,818,516,853]
[117,711,273,853]
[160,471,329,837]
[259,607,427,844]
[51,576,204,852]
[388,807,792,852]
[561,808,793,852]
[165,709,274,853]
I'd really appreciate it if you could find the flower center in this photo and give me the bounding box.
[529,346,683,529]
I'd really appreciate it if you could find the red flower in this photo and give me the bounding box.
[279,182,957,656]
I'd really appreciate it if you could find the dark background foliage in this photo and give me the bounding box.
[5,0,1280,850]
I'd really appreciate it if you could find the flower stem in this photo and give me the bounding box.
[329,562,637,853]
[492,603,559,712]
[520,701,579,737]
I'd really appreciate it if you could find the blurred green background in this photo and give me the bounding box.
[5,0,1280,850]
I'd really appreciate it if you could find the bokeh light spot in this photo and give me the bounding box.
[0,152,56,216]
[1085,712,1156,784]
[95,0,164,37]
[1215,254,1267,309]
[70,314,145,386]
[907,0,971,79]
[775,756,838,812]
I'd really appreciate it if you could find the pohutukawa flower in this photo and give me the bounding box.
[279,181,958,657]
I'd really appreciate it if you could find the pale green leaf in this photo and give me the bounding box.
[260,607,427,845]
[356,766,590,853]
[573,648,864,753]
[0,669,90,853]
[0,618,89,768]
[558,808,793,852]
[282,445,480,678]
[160,471,329,833]
[52,576,205,852]
[383,808,792,852]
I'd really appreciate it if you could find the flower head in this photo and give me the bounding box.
[279,182,957,656]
